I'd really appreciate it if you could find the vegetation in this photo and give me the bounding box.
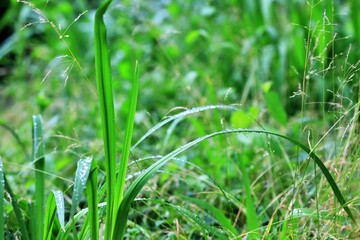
[0,0,359,239]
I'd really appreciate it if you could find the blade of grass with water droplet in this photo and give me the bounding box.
[53,190,65,231]
[32,115,45,240]
[70,157,93,218]
[0,157,4,239]
[114,129,357,238]
[69,157,92,239]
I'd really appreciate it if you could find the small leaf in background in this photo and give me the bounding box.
[185,29,208,45]
[264,91,287,125]
[36,93,51,113]
[261,81,273,93]
[231,106,259,129]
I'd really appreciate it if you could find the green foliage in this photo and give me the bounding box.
[264,91,288,125]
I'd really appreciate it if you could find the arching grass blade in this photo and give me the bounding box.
[114,129,357,238]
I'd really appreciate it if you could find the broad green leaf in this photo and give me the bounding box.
[261,81,273,93]
[185,29,208,45]
[231,106,259,129]
[264,91,287,125]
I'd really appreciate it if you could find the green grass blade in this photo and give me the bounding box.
[43,191,57,240]
[113,61,139,219]
[4,175,30,240]
[0,157,4,239]
[280,218,290,240]
[32,115,45,240]
[86,160,99,240]
[237,153,259,236]
[29,203,36,239]
[114,128,357,238]
[94,0,115,238]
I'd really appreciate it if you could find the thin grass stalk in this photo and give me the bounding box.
[237,154,259,236]
[0,122,30,160]
[113,61,139,226]
[4,175,30,240]
[114,128,357,238]
[32,115,45,240]
[94,0,115,238]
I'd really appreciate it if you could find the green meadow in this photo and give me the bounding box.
[0,0,359,239]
